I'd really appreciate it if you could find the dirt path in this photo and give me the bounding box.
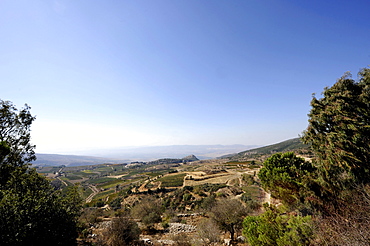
[262,191,271,204]
[183,173,239,186]
[85,185,100,203]
[57,177,68,187]
[138,180,149,192]
[107,174,126,179]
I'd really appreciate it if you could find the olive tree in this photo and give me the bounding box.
[210,199,249,241]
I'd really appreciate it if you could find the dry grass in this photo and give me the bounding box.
[184,172,241,186]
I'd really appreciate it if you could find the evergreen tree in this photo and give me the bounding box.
[302,68,370,189]
[258,152,315,206]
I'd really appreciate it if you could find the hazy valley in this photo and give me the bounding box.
[33,144,258,167]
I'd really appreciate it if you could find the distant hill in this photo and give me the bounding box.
[223,138,309,160]
[147,155,199,165]
[33,153,200,167]
[63,144,257,160]
[33,154,129,167]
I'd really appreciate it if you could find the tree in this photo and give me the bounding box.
[0,168,83,246]
[258,152,315,206]
[0,100,82,245]
[243,204,313,246]
[210,199,249,241]
[0,100,35,186]
[302,68,370,188]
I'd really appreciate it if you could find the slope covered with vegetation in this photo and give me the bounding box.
[224,137,309,161]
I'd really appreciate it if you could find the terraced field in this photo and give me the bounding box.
[38,159,265,208]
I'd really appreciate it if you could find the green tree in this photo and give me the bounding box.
[243,205,313,246]
[0,100,36,187]
[258,152,315,205]
[0,168,83,246]
[0,100,82,245]
[210,199,250,241]
[302,68,370,188]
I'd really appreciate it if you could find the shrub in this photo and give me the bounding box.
[197,218,221,244]
[131,197,163,228]
[104,217,140,246]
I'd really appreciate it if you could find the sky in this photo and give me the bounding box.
[1,0,370,154]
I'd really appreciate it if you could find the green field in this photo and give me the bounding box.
[157,173,186,187]
[97,179,125,189]
[92,189,115,201]
[64,175,83,180]
[84,177,117,185]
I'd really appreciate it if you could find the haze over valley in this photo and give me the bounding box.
[33,144,258,166]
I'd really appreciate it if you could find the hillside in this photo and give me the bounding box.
[37,155,265,245]
[223,138,309,160]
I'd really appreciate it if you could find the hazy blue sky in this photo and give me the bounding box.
[1,0,370,154]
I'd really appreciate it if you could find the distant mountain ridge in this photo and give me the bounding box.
[33,145,255,167]
[58,144,257,160]
[33,140,307,166]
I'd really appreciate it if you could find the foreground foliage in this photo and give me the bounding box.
[258,152,315,207]
[302,68,370,190]
[244,67,370,245]
[0,100,82,246]
[243,205,313,246]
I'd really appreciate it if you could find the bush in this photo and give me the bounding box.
[242,174,255,186]
[170,233,191,246]
[109,197,122,209]
[131,197,163,228]
[0,169,83,246]
[199,195,216,211]
[197,218,221,244]
[104,217,140,246]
